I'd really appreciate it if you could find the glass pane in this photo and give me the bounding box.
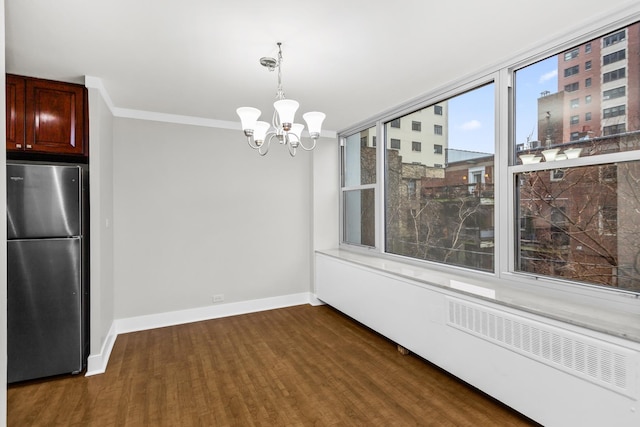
[517,161,640,292]
[385,84,495,271]
[344,189,375,246]
[515,22,640,163]
[343,126,376,186]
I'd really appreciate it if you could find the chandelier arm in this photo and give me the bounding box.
[297,137,318,151]
[288,143,297,157]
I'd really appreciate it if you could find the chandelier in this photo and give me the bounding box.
[236,42,326,157]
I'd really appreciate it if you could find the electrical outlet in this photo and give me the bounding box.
[212,294,224,303]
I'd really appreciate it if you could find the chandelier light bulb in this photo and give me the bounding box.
[274,99,299,130]
[236,107,261,135]
[253,121,271,145]
[302,112,326,138]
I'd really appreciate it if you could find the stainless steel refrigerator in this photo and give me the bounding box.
[7,162,86,383]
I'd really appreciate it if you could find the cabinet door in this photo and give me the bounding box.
[6,75,26,151]
[25,79,85,155]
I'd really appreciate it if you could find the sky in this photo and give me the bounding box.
[447,57,558,154]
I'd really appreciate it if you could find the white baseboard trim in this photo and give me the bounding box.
[85,322,117,376]
[85,292,316,376]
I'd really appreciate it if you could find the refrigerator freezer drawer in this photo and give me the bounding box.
[7,237,83,383]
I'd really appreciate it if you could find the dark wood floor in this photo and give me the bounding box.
[8,304,538,426]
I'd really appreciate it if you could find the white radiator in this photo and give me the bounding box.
[446,297,637,399]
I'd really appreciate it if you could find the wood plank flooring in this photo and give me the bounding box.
[8,304,539,426]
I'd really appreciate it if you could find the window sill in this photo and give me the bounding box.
[316,248,640,344]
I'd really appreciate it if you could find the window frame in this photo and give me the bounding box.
[337,10,640,307]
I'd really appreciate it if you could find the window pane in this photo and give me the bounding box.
[515,22,640,161]
[517,161,640,292]
[343,127,376,186]
[385,84,495,271]
[344,189,375,246]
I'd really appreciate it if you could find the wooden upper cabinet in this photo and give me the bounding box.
[6,74,87,157]
[6,75,25,151]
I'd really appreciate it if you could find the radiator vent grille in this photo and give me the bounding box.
[446,297,637,399]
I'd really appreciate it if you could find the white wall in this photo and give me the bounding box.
[112,119,315,318]
[87,87,115,358]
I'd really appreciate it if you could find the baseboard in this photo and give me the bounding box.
[85,292,316,376]
[84,322,117,376]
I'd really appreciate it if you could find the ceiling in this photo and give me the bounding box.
[5,0,637,133]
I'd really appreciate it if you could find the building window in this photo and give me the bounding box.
[434,163,443,168]
[585,95,592,104]
[390,118,401,128]
[412,141,422,152]
[603,29,625,47]
[434,105,443,115]
[564,82,579,92]
[360,136,367,147]
[390,138,401,149]
[434,144,443,154]
[412,121,421,131]
[585,77,591,87]
[564,48,579,61]
[570,131,580,141]
[603,105,626,119]
[585,60,592,70]
[603,123,625,136]
[603,86,626,100]
[372,136,377,147]
[585,42,592,53]
[564,65,579,77]
[585,112,592,121]
[570,98,579,108]
[570,115,579,125]
[603,49,626,65]
[603,67,626,83]
[434,125,443,135]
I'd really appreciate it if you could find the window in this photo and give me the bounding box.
[603,68,626,83]
[603,123,625,136]
[514,24,640,292]
[372,136,377,147]
[603,29,625,47]
[564,82,579,92]
[564,65,579,77]
[564,48,579,60]
[383,83,494,272]
[340,20,640,296]
[341,127,377,247]
[412,141,422,152]
[412,121,422,131]
[603,49,625,65]
[603,105,625,118]
[360,136,367,147]
[603,86,625,100]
